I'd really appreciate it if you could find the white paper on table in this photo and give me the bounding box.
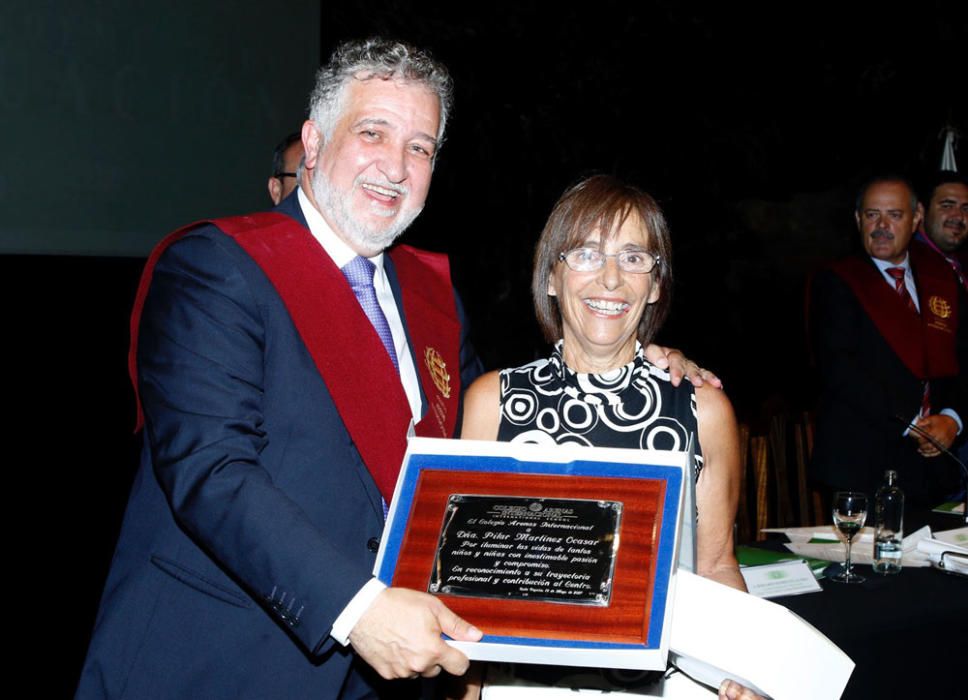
[761,525,873,544]
[915,528,968,574]
[934,526,968,547]
[895,526,934,567]
[783,525,933,567]
[669,570,853,700]
[740,560,823,598]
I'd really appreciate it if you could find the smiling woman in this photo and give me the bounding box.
[543,189,666,373]
[458,174,756,697]
[462,174,743,588]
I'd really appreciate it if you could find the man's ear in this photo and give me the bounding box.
[301,120,322,170]
[268,177,282,206]
[913,202,924,231]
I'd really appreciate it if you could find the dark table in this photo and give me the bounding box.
[765,511,967,699]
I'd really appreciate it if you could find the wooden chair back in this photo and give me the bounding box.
[769,415,795,527]
[735,423,752,543]
[751,435,769,541]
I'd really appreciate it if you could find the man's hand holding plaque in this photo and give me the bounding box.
[349,587,483,680]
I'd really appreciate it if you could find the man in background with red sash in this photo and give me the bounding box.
[810,176,966,507]
[917,170,968,294]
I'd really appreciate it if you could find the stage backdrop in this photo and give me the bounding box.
[0,1,320,256]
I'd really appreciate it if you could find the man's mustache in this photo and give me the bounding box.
[942,218,966,232]
[870,229,894,240]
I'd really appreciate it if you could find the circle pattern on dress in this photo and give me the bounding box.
[498,342,702,479]
[502,387,538,425]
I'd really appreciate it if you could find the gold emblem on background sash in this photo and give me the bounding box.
[928,295,952,319]
[424,347,452,399]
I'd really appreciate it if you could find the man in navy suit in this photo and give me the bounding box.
[77,38,488,699]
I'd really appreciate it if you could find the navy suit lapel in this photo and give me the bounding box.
[274,187,309,227]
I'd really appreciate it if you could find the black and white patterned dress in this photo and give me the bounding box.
[491,341,701,690]
[498,341,703,478]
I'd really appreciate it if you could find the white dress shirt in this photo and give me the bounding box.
[871,254,919,312]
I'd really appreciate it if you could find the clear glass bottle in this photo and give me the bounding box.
[873,470,904,574]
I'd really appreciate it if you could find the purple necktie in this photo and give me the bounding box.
[342,256,399,372]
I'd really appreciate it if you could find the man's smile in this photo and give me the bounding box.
[360,180,406,202]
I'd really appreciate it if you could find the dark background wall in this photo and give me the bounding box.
[0,1,320,254]
[3,2,321,694]
[5,1,965,695]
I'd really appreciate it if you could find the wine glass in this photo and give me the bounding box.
[831,491,868,583]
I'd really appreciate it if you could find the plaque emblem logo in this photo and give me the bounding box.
[529,502,543,512]
[928,296,951,319]
[424,347,451,398]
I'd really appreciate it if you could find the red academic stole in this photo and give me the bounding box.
[830,241,959,379]
[129,213,462,503]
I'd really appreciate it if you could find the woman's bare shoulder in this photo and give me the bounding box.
[695,381,735,421]
[461,371,502,440]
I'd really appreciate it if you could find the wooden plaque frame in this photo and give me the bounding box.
[376,438,687,669]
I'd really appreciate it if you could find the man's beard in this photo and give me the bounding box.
[312,167,422,254]
[938,219,967,252]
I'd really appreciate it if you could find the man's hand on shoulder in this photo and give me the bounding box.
[349,587,483,680]
[644,344,723,389]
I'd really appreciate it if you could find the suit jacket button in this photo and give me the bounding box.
[367,537,380,553]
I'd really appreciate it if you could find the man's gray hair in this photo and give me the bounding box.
[309,38,454,146]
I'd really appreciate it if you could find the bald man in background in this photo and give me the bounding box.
[810,176,965,506]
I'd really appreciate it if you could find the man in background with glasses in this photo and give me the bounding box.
[268,131,304,205]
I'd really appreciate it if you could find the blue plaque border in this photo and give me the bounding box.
[376,439,686,656]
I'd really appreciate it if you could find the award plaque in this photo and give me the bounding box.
[429,495,622,605]
[375,437,687,669]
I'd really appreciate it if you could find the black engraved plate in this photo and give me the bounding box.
[428,495,622,605]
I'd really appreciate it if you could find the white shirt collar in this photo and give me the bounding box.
[297,187,386,279]
[871,252,910,274]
